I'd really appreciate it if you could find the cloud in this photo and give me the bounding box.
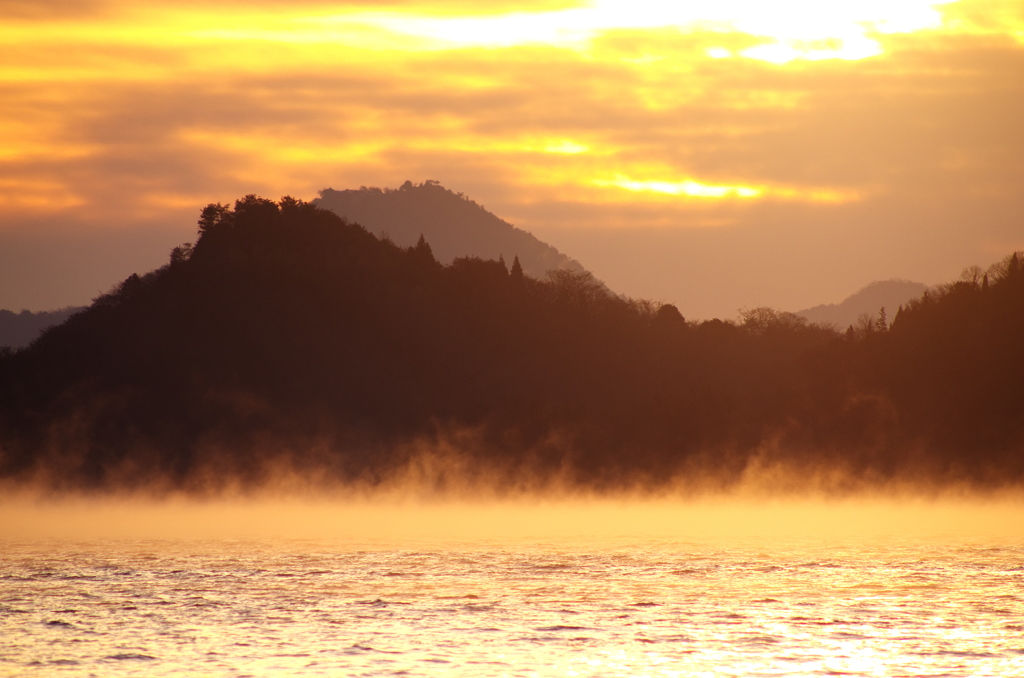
[0,0,110,21]
[2,0,1023,314]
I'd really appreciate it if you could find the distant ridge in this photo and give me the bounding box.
[0,307,85,349]
[314,180,587,280]
[797,279,928,329]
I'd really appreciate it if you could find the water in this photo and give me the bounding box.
[3,535,1024,677]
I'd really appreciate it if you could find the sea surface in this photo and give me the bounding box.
[3,535,1024,677]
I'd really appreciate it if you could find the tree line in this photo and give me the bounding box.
[0,195,1021,491]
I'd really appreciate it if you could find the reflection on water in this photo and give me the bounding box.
[3,535,1024,677]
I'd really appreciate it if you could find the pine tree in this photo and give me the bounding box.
[510,255,524,283]
[1009,252,1022,277]
[413,234,435,263]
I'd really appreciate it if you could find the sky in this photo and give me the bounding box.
[1,0,1023,318]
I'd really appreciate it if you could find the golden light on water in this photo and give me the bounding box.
[7,495,1024,676]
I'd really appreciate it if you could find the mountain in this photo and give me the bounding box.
[797,279,928,329]
[314,180,586,280]
[0,307,86,350]
[1,195,1022,491]
[0,195,697,488]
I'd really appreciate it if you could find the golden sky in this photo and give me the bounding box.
[2,0,1023,316]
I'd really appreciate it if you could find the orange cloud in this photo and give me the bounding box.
[1,0,1022,314]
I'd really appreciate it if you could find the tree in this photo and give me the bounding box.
[412,234,436,263]
[961,265,984,287]
[198,203,229,234]
[655,303,685,328]
[232,194,279,224]
[546,269,606,308]
[510,255,524,284]
[1010,252,1022,278]
[739,307,807,335]
[169,243,193,266]
[987,251,1024,282]
[847,312,877,340]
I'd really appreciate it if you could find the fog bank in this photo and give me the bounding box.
[4,492,1024,544]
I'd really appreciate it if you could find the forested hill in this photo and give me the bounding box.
[314,180,587,280]
[0,195,1022,491]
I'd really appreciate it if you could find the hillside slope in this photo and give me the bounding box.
[797,279,928,329]
[314,181,586,280]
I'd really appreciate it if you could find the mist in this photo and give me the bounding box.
[5,489,1024,544]
[5,433,1024,543]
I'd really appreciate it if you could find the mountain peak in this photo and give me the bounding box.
[797,278,928,329]
[313,181,587,280]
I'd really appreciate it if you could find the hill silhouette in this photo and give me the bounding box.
[797,279,928,329]
[0,196,1022,492]
[314,180,587,280]
[0,307,85,349]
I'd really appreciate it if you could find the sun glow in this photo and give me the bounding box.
[2,0,1022,254]
[544,140,591,154]
[595,175,862,203]
[322,0,958,62]
[23,0,955,64]
[597,176,762,199]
